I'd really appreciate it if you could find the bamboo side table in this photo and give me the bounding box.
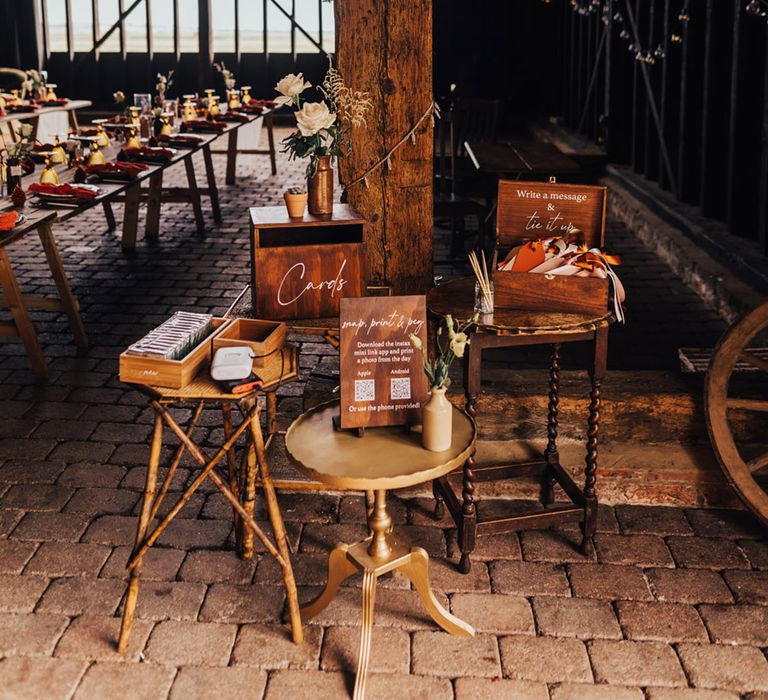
[285,400,476,700]
[118,348,303,652]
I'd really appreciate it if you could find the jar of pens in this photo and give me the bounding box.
[469,249,495,316]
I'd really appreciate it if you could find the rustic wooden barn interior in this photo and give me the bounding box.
[1,1,768,698]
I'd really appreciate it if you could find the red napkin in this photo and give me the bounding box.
[0,211,19,232]
[86,161,149,179]
[182,119,227,133]
[155,133,203,146]
[28,183,99,200]
[119,146,174,163]
[215,112,250,123]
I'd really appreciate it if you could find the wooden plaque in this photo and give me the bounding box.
[253,242,365,320]
[497,180,607,249]
[339,295,429,430]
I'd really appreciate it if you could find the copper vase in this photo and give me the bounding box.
[307,155,333,215]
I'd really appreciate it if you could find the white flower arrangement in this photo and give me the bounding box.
[276,60,371,177]
[213,62,237,90]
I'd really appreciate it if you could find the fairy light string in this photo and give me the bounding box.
[341,101,440,193]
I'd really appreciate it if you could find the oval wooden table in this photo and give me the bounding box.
[428,277,615,572]
[285,400,477,700]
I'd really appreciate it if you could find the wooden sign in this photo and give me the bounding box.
[250,204,366,320]
[497,180,606,249]
[339,295,428,430]
[253,243,365,319]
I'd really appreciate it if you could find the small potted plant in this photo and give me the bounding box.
[283,186,308,219]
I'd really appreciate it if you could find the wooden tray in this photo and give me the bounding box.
[119,317,232,389]
[212,318,286,368]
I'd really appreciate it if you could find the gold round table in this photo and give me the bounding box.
[285,400,477,700]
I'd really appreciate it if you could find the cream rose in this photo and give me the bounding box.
[274,73,311,106]
[449,332,469,359]
[295,101,336,137]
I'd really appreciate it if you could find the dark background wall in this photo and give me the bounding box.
[433,0,561,129]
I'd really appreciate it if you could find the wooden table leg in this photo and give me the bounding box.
[145,170,164,239]
[68,109,80,133]
[582,326,608,555]
[36,222,88,349]
[184,155,205,233]
[225,128,239,185]
[202,143,222,223]
[102,201,116,232]
[265,112,277,176]
[248,411,303,644]
[122,182,141,251]
[221,402,242,549]
[543,343,561,506]
[118,412,163,653]
[0,249,47,379]
[458,339,482,573]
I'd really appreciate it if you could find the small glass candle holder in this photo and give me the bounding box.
[240,86,252,104]
[474,280,494,314]
[45,83,58,101]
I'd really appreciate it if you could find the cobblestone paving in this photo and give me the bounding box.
[0,132,763,698]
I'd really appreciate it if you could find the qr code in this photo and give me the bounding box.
[354,379,375,402]
[390,377,412,400]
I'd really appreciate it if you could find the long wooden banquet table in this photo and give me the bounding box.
[0,108,273,378]
[0,99,92,138]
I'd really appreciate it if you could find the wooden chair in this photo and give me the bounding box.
[428,179,615,573]
[434,101,489,257]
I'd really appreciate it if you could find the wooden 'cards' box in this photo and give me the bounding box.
[212,318,286,368]
[119,318,231,389]
[494,180,609,315]
[249,204,366,320]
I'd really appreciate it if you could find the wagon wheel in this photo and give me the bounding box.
[706,301,768,526]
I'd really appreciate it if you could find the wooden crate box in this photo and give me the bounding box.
[495,180,609,315]
[249,204,366,320]
[119,318,231,389]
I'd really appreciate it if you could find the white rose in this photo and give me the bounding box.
[295,101,336,137]
[274,73,311,106]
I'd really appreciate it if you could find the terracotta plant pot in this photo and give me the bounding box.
[422,387,453,452]
[283,192,307,219]
[307,154,333,215]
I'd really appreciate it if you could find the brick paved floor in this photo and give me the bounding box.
[0,132,764,698]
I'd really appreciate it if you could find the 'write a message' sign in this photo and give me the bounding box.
[497,181,607,249]
[339,295,428,430]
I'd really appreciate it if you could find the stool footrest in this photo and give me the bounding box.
[472,460,547,482]
[477,504,583,534]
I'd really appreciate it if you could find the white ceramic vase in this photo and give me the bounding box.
[422,387,452,452]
